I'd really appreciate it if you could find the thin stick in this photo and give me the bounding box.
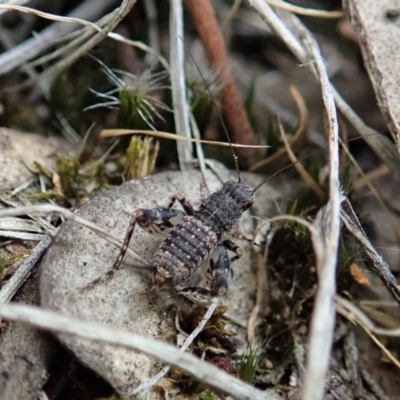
[185,0,259,158]
[0,204,148,265]
[246,1,400,175]
[129,297,219,395]
[0,237,52,304]
[169,0,192,167]
[0,0,114,76]
[100,128,268,148]
[0,303,273,400]
[300,30,341,400]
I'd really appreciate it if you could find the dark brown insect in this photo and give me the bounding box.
[85,176,263,296]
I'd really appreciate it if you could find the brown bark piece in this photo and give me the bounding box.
[345,0,400,140]
[185,0,259,158]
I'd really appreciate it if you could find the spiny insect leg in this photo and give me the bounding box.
[167,193,194,215]
[84,207,186,289]
[83,211,140,289]
[178,286,213,300]
[221,239,243,266]
[231,223,259,247]
[231,229,253,243]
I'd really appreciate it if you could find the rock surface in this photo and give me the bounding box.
[0,268,56,400]
[39,166,281,398]
[0,128,73,189]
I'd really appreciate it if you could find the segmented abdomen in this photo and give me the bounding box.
[153,215,218,285]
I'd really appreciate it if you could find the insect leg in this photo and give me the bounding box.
[221,239,243,271]
[201,242,242,297]
[167,193,194,215]
[84,208,185,289]
[135,208,185,238]
[231,229,253,243]
[230,223,259,247]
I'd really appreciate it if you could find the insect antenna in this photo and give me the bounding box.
[252,179,266,194]
[186,50,242,182]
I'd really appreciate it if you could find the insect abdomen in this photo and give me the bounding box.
[153,215,218,285]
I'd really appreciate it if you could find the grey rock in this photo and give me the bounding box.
[39,166,281,398]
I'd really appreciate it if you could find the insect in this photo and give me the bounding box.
[85,173,264,296]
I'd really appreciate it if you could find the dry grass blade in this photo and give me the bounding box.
[0,237,51,304]
[335,295,400,337]
[169,0,193,167]
[266,0,345,18]
[249,85,309,172]
[0,0,113,76]
[129,297,219,396]
[341,199,400,304]
[338,137,400,242]
[362,326,400,370]
[0,4,103,32]
[0,204,147,265]
[107,33,169,70]
[293,22,341,400]
[1,0,137,92]
[267,215,316,234]
[353,165,389,191]
[0,231,48,241]
[304,197,343,398]
[0,217,47,233]
[100,128,269,148]
[276,117,325,200]
[0,303,276,400]
[246,0,400,177]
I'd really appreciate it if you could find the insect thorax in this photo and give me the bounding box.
[195,180,254,237]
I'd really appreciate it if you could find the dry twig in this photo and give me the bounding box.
[341,199,400,304]
[246,1,400,175]
[0,204,147,265]
[129,297,219,395]
[185,0,259,158]
[0,237,51,304]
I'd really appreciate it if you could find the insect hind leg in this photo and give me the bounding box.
[83,210,140,290]
[84,207,184,290]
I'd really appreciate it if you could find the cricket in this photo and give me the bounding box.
[85,176,263,297]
